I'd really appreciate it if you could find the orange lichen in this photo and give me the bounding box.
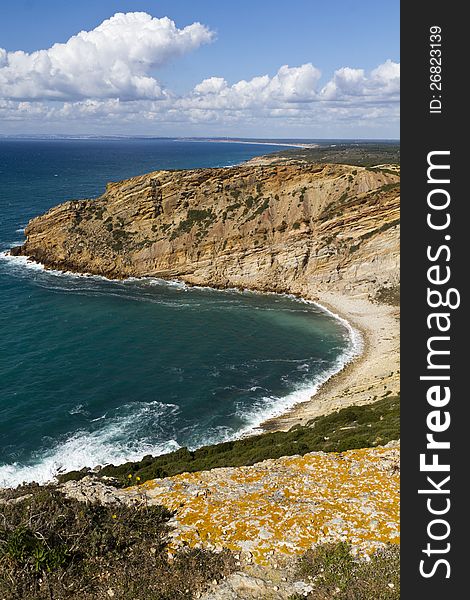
[127,446,399,565]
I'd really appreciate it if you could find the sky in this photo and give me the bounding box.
[0,0,400,138]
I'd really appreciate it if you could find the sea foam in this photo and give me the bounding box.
[0,401,181,488]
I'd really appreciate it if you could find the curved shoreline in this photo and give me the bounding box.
[3,249,399,438]
[261,291,400,431]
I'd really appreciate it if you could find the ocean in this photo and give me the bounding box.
[0,138,357,487]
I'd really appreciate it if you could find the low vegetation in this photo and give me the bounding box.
[373,285,400,306]
[0,487,399,599]
[59,395,399,486]
[291,542,400,600]
[170,208,215,239]
[270,142,400,167]
[0,487,235,599]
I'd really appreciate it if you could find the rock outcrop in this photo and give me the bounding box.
[12,163,399,299]
[63,444,400,566]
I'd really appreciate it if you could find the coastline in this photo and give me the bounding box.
[183,138,319,149]
[3,152,400,481]
[261,291,400,431]
[4,249,399,438]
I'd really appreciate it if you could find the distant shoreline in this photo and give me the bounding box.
[182,138,320,149]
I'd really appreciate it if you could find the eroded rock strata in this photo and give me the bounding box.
[13,163,399,298]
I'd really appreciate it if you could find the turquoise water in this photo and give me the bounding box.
[0,139,354,487]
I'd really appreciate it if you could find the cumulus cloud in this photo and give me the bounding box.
[319,60,400,101]
[0,12,399,136]
[191,64,322,108]
[0,12,214,101]
[185,60,399,115]
[370,59,400,93]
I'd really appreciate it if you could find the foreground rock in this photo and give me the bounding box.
[63,443,400,567]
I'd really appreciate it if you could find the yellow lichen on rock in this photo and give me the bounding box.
[123,445,399,565]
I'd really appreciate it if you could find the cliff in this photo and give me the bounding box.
[12,162,399,300]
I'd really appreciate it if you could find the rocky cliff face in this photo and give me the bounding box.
[13,163,399,300]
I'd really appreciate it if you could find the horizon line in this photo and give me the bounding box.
[0,134,400,142]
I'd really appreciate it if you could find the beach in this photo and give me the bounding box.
[185,138,319,149]
[261,291,400,430]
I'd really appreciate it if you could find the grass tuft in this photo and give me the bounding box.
[0,487,234,599]
[292,542,400,599]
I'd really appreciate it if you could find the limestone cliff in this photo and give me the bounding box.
[12,163,399,300]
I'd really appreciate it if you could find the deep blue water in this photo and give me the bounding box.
[0,139,354,487]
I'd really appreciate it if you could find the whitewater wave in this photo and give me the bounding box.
[0,401,181,488]
[68,403,90,416]
[233,317,362,436]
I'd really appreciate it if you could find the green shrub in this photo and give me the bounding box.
[170,209,215,239]
[61,396,399,486]
[267,143,399,167]
[299,541,355,592]
[244,197,270,221]
[0,487,234,600]
[296,542,400,600]
[373,285,400,306]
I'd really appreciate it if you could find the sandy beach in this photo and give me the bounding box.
[261,291,400,431]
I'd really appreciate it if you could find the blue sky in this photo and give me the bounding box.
[0,1,400,138]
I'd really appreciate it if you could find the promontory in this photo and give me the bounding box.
[12,158,400,423]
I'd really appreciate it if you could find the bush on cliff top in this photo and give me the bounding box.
[60,395,399,487]
[292,542,400,600]
[272,142,400,166]
[0,487,235,600]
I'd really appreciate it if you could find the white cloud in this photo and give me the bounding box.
[191,64,321,109]
[0,12,399,136]
[0,12,214,101]
[370,59,400,94]
[319,60,400,101]
[194,77,227,95]
[184,61,399,117]
[0,48,7,68]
